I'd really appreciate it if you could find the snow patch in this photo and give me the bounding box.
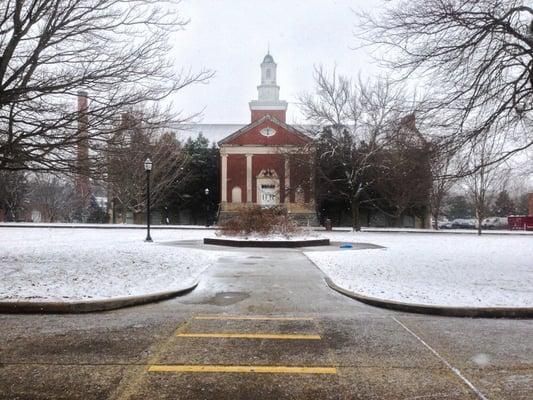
[305,231,533,307]
[0,228,224,301]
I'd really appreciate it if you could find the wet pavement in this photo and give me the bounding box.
[0,248,532,399]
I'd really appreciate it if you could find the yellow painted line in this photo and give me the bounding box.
[175,332,321,340]
[194,315,314,321]
[148,365,337,374]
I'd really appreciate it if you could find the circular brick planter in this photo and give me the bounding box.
[203,237,330,248]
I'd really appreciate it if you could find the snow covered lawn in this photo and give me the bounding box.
[0,228,220,301]
[307,231,533,307]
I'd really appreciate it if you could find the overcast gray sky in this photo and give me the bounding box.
[169,0,381,124]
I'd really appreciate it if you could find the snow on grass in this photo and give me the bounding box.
[0,228,222,301]
[307,231,533,307]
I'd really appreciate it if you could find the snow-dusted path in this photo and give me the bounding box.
[0,228,224,301]
[305,231,533,307]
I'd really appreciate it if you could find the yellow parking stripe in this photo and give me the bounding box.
[176,333,321,340]
[148,365,337,374]
[194,315,314,321]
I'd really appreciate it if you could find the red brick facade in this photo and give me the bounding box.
[251,109,286,123]
[226,155,246,203]
[219,115,314,212]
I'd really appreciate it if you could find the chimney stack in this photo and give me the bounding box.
[75,91,91,220]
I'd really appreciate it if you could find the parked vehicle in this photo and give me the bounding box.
[481,217,509,230]
[450,218,477,229]
[437,220,453,229]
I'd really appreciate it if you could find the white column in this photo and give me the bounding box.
[284,156,290,204]
[221,154,228,203]
[246,154,253,203]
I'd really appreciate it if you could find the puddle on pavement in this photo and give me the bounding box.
[188,291,251,306]
[247,256,265,259]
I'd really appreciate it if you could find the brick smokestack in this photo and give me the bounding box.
[528,193,533,216]
[75,91,91,219]
[401,113,417,131]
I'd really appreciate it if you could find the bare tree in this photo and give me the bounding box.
[358,0,533,162]
[28,174,76,222]
[463,130,510,235]
[0,0,212,173]
[106,111,188,219]
[299,66,408,230]
[428,139,461,229]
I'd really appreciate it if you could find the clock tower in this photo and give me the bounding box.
[249,52,288,123]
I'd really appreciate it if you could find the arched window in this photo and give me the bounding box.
[266,68,271,80]
[231,186,242,203]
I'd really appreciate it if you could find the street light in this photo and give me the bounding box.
[144,157,153,242]
[204,188,210,227]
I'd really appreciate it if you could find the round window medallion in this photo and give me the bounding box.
[260,127,276,137]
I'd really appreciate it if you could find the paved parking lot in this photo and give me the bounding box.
[1,249,531,399]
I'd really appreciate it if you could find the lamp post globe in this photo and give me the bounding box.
[144,157,152,172]
[144,157,153,242]
[204,188,210,227]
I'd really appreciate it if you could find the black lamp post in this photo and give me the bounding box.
[204,188,210,227]
[144,157,153,242]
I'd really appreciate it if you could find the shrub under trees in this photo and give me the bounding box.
[219,206,300,237]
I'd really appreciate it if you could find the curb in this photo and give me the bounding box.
[204,237,330,248]
[0,224,216,230]
[325,277,533,319]
[0,281,199,314]
[311,228,533,236]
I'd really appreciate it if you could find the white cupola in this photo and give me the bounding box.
[249,52,288,121]
[257,53,279,101]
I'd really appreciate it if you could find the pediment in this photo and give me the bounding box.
[218,114,313,146]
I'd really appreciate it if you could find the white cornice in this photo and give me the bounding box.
[220,145,310,155]
[249,101,288,111]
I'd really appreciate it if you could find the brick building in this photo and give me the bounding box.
[218,53,317,225]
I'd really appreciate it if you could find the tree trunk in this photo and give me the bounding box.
[431,210,438,230]
[351,197,361,231]
[432,198,441,230]
[476,208,483,236]
[394,216,403,228]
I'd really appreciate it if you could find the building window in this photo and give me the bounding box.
[231,186,242,203]
[266,68,271,79]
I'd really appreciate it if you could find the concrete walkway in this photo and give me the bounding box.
[0,249,531,399]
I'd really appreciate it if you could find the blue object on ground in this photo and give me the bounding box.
[340,243,353,249]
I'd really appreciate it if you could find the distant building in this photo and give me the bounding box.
[217,53,317,225]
